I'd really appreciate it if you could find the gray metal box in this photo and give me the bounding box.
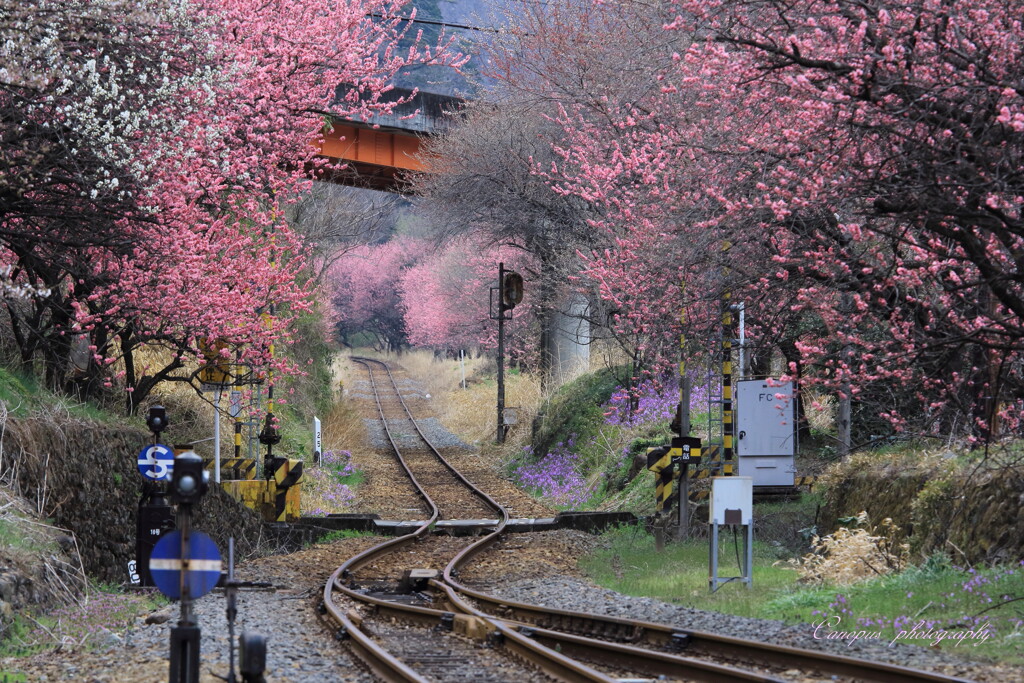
[735,380,796,486]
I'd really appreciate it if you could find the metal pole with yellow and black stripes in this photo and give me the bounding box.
[646,445,674,551]
[721,242,734,476]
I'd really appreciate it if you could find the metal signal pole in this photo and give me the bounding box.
[497,262,507,444]
[492,262,523,445]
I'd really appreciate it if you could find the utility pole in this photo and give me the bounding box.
[674,278,701,541]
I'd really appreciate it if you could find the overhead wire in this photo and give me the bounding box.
[366,13,507,34]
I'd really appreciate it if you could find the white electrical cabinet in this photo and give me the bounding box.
[735,380,796,486]
[709,477,754,590]
[710,476,753,525]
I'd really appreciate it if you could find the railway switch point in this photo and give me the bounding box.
[399,568,439,592]
[454,615,491,640]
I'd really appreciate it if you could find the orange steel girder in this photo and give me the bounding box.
[316,123,429,191]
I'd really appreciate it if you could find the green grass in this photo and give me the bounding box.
[0,367,42,416]
[0,518,56,554]
[531,367,623,461]
[0,367,119,423]
[333,469,364,488]
[0,583,165,658]
[760,557,1024,663]
[320,528,373,543]
[581,525,1024,663]
[580,524,797,617]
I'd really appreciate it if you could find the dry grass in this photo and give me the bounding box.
[393,348,491,400]
[114,344,230,450]
[439,370,543,450]
[786,511,908,585]
[0,486,88,606]
[805,390,837,434]
[341,348,545,454]
[320,393,367,455]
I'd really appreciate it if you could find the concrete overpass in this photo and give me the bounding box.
[315,87,463,192]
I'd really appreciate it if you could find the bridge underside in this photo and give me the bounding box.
[316,122,429,192]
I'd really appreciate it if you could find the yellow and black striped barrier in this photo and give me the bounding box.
[219,466,303,523]
[221,480,275,519]
[646,446,674,512]
[207,456,304,522]
[691,445,724,480]
[269,457,303,522]
[202,457,258,481]
[270,456,303,488]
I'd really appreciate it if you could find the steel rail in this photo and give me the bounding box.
[432,580,786,683]
[441,567,974,683]
[353,356,504,526]
[323,574,785,682]
[322,357,441,681]
[322,565,430,683]
[326,357,618,682]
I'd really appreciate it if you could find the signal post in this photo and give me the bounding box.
[491,262,523,444]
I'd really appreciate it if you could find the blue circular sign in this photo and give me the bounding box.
[138,444,174,482]
[149,531,222,600]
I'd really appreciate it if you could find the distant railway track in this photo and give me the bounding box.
[321,357,974,683]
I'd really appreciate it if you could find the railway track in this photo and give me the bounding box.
[322,356,975,683]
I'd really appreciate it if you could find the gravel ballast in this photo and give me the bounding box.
[6,539,1019,682]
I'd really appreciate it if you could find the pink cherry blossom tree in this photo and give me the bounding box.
[2,0,463,411]
[530,0,1024,439]
[328,238,424,351]
[399,236,537,357]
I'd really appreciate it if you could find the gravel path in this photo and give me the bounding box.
[3,541,378,683]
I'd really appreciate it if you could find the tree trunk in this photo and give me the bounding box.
[779,341,811,442]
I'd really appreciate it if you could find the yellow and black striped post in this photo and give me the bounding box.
[680,279,687,430]
[646,446,675,510]
[265,309,275,463]
[721,243,734,476]
[647,445,675,551]
[647,446,673,512]
[269,457,304,521]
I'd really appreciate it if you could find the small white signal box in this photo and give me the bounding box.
[710,476,753,525]
[709,476,754,592]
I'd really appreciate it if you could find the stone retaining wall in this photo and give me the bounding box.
[820,452,1024,564]
[2,413,267,584]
